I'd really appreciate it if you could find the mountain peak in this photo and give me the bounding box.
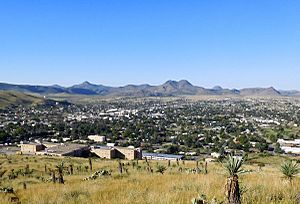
[82,81,92,85]
[212,85,223,90]
[267,86,277,91]
[178,79,193,86]
[164,80,177,85]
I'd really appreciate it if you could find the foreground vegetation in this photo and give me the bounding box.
[0,154,299,204]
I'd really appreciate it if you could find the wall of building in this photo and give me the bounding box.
[115,147,142,160]
[21,144,44,154]
[92,148,115,159]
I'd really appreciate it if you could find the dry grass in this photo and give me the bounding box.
[0,155,299,204]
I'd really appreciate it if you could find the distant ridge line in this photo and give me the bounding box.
[0,80,299,97]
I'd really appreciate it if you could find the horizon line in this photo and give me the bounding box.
[0,80,296,91]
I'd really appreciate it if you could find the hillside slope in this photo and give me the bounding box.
[0,91,44,109]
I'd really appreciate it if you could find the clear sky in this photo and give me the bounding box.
[0,0,299,89]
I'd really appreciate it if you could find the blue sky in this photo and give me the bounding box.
[0,0,299,89]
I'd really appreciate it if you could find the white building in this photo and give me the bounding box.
[88,135,106,143]
[277,139,300,154]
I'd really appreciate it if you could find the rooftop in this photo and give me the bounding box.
[45,143,88,155]
[142,152,183,159]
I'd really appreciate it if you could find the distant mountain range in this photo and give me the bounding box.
[0,80,299,97]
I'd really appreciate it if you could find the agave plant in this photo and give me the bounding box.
[223,155,245,204]
[280,160,300,185]
[156,165,167,175]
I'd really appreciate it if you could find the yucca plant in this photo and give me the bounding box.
[118,161,123,174]
[56,162,64,184]
[280,160,300,185]
[88,157,93,171]
[223,155,245,204]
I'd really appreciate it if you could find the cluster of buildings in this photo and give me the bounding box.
[19,142,187,161]
[20,142,144,159]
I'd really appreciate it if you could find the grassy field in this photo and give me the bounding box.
[0,154,299,204]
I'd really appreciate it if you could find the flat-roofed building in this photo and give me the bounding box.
[278,139,300,154]
[88,135,106,143]
[91,146,142,160]
[115,147,142,160]
[20,143,45,154]
[91,146,115,159]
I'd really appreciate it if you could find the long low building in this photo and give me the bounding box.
[278,139,300,154]
[142,152,184,160]
[20,143,89,157]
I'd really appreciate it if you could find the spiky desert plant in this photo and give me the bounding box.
[56,162,64,184]
[51,170,56,183]
[24,164,30,175]
[69,164,73,175]
[89,157,93,171]
[204,161,208,174]
[118,161,123,174]
[280,160,300,185]
[156,165,167,175]
[132,161,136,169]
[223,155,245,204]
